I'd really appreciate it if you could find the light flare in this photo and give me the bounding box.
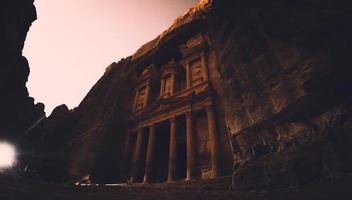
[0,142,16,169]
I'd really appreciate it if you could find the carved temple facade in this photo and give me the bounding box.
[122,34,233,183]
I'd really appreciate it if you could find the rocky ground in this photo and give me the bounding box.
[1,171,352,200]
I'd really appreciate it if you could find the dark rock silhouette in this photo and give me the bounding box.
[0,0,45,142]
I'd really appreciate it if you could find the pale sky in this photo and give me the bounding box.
[23,0,198,115]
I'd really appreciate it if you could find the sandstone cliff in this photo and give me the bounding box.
[23,0,352,189]
[207,0,352,188]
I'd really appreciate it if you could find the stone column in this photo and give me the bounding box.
[144,84,150,106]
[186,112,194,181]
[201,53,209,82]
[186,63,192,88]
[133,89,139,111]
[206,105,220,177]
[131,128,143,183]
[160,78,165,97]
[170,74,175,95]
[168,117,177,181]
[143,124,156,183]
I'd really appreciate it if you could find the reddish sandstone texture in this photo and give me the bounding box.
[4,0,352,191]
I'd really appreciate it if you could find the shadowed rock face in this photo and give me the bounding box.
[0,0,44,141]
[207,0,352,188]
[16,0,352,188]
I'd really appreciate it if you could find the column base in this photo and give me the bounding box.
[129,177,137,183]
[212,172,219,178]
[167,179,176,183]
[143,176,150,184]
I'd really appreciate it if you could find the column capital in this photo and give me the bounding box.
[185,111,193,118]
[149,123,155,130]
[170,116,177,123]
[203,103,214,112]
[137,127,143,134]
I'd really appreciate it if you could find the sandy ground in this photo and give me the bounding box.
[1,172,352,200]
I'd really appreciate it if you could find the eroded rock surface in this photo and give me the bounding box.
[207,0,352,188]
[20,0,352,189]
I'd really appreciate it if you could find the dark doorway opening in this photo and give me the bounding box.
[176,115,187,180]
[153,121,170,182]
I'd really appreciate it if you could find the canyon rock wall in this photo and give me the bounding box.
[67,59,133,183]
[22,0,352,188]
[207,0,352,188]
[20,104,75,181]
[0,0,44,142]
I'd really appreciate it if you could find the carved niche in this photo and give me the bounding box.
[190,57,204,87]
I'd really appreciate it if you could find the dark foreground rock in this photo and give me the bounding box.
[0,0,45,141]
[1,172,352,200]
